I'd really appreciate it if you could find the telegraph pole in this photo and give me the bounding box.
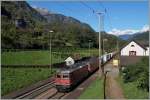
[89,40,91,56]
[97,12,104,77]
[49,30,53,73]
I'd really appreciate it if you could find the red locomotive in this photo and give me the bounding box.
[55,57,99,92]
[55,52,115,92]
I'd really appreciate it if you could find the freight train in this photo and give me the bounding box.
[55,52,115,92]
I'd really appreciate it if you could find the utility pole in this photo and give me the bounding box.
[117,32,120,67]
[96,12,104,77]
[49,30,53,73]
[89,40,91,57]
[103,39,108,55]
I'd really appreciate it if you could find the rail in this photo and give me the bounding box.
[2,77,55,99]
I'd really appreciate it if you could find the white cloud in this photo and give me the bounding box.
[140,25,149,32]
[32,6,56,15]
[107,25,149,36]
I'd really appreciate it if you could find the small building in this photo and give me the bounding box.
[120,40,149,56]
[65,57,75,66]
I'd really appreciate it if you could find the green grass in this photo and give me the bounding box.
[1,67,56,96]
[1,51,59,65]
[79,78,104,99]
[1,49,99,96]
[1,49,99,65]
[118,76,149,99]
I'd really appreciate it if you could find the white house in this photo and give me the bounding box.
[120,40,149,56]
[146,47,149,56]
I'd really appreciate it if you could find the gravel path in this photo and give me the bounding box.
[104,56,125,99]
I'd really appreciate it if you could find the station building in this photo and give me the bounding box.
[120,40,149,56]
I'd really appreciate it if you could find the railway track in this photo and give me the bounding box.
[3,55,118,99]
[49,92,67,99]
[14,80,67,99]
[34,88,67,99]
[16,81,55,99]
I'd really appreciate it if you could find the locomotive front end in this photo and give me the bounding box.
[55,70,72,92]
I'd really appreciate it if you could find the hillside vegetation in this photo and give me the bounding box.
[122,57,149,92]
[129,31,149,46]
[1,1,96,49]
[1,1,126,52]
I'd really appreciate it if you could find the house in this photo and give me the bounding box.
[146,47,149,56]
[120,40,149,56]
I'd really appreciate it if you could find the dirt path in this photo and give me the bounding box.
[104,56,125,99]
[105,75,124,99]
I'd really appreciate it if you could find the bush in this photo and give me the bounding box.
[122,57,149,92]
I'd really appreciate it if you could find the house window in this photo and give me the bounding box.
[131,45,135,47]
[129,51,136,56]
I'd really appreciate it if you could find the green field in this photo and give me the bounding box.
[1,49,99,65]
[118,76,149,99]
[79,78,104,99]
[1,49,99,96]
[1,67,56,96]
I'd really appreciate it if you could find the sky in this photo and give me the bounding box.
[27,1,149,36]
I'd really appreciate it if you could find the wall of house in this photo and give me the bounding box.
[146,47,149,56]
[121,41,146,56]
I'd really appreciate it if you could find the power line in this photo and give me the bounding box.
[98,2,119,54]
[80,1,95,14]
[98,2,113,29]
[57,3,74,13]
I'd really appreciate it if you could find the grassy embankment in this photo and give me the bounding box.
[79,78,104,99]
[118,76,149,99]
[1,49,99,95]
[1,68,56,96]
[118,57,149,99]
[1,49,99,65]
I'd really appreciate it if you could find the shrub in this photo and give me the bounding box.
[122,57,149,92]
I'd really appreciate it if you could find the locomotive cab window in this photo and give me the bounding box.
[57,74,61,78]
[63,74,69,79]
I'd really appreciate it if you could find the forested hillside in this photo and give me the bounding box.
[100,32,127,52]
[1,1,97,49]
[1,1,126,51]
[130,31,149,46]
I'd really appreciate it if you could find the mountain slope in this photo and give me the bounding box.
[1,1,96,49]
[35,7,95,34]
[1,1,48,49]
[96,32,127,52]
[35,7,96,48]
[119,34,133,40]
[130,31,149,46]
[1,1,126,50]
